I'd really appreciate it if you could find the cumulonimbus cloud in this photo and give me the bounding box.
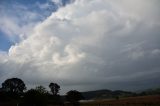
[0,0,160,93]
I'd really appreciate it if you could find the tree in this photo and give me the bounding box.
[23,89,47,106]
[2,78,26,94]
[49,83,60,95]
[35,85,48,94]
[66,90,84,106]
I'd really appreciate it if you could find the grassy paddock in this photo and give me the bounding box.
[80,95,160,106]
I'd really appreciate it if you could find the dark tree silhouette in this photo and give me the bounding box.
[49,83,60,95]
[35,85,48,94]
[23,89,47,106]
[2,78,26,94]
[66,90,84,106]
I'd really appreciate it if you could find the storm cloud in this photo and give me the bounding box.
[0,0,160,93]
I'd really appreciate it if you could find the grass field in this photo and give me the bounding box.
[80,95,160,106]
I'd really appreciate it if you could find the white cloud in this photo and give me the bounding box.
[52,45,85,65]
[0,0,160,93]
[51,0,63,6]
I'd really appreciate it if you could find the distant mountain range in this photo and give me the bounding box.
[81,88,160,100]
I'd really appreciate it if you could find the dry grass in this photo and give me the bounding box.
[80,95,160,106]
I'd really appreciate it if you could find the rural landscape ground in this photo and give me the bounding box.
[0,95,160,106]
[80,95,160,106]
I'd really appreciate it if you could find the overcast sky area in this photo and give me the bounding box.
[0,0,160,94]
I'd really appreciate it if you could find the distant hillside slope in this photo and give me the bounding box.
[81,88,160,100]
[81,89,136,100]
[139,88,160,95]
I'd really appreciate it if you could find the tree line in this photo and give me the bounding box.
[0,77,84,106]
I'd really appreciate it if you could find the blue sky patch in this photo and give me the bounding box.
[0,31,13,51]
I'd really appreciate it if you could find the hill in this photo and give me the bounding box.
[81,89,136,100]
[139,88,160,96]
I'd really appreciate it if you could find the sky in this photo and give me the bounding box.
[0,0,160,94]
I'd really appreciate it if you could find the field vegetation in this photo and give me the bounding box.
[80,95,160,106]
